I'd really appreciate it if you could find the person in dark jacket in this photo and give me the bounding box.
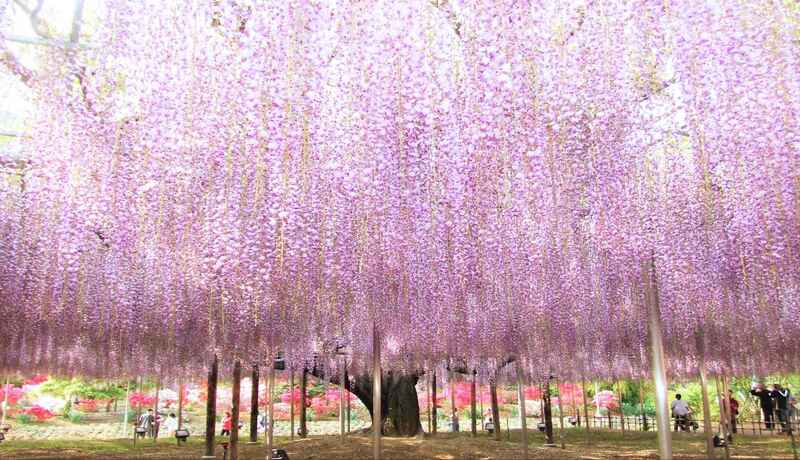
[751,383,775,430]
[729,390,739,434]
[771,384,791,433]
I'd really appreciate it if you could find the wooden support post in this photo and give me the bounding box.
[490,376,501,441]
[431,370,438,435]
[639,381,647,431]
[347,382,351,433]
[581,379,590,432]
[516,361,529,459]
[299,368,308,437]
[643,257,673,460]
[556,377,565,449]
[618,381,625,436]
[250,365,259,443]
[203,355,218,459]
[543,381,555,445]
[177,379,184,444]
[373,325,382,460]
[230,360,242,460]
[426,373,432,433]
[290,369,295,440]
[471,370,477,437]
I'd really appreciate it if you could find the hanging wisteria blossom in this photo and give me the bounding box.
[0,0,798,383]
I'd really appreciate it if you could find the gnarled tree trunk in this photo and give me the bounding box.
[312,368,423,437]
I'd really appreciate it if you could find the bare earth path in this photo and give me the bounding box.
[1,430,797,460]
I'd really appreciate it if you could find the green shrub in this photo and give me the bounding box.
[66,410,86,423]
[124,411,138,423]
[16,413,33,425]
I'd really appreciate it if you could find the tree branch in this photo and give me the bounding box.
[431,0,462,39]
[638,76,677,102]
[561,1,594,46]
[13,0,52,39]
[450,354,517,375]
[0,48,34,85]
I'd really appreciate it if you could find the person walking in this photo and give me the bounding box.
[751,383,775,430]
[221,411,232,436]
[771,384,791,433]
[729,390,739,434]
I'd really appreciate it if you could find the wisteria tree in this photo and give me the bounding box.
[0,2,798,455]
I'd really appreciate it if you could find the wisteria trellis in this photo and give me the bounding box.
[0,0,798,383]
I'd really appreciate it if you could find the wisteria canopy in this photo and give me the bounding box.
[0,0,798,384]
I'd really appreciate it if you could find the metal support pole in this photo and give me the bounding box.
[449,367,456,431]
[122,381,130,438]
[516,361,528,459]
[266,358,275,459]
[231,360,242,460]
[696,333,715,460]
[471,370,477,437]
[340,358,346,441]
[373,325,382,460]
[290,369,295,440]
[643,257,673,460]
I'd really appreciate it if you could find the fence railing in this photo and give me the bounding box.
[534,412,800,436]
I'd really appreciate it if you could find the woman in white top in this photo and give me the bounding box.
[163,413,179,436]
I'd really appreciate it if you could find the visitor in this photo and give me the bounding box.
[484,416,494,434]
[450,413,459,432]
[258,412,270,432]
[670,394,691,432]
[729,390,739,434]
[789,397,798,430]
[771,384,791,433]
[137,409,154,438]
[751,383,775,430]
[163,413,179,437]
[221,411,232,436]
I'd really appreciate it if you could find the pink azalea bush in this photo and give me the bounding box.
[0,384,25,407]
[21,405,55,422]
[128,392,156,409]
[593,390,619,410]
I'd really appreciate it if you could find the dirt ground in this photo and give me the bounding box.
[1,430,797,460]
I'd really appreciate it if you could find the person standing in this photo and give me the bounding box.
[751,383,775,430]
[163,413,179,437]
[137,409,154,438]
[221,411,232,436]
[771,384,791,433]
[670,394,691,431]
[728,390,739,434]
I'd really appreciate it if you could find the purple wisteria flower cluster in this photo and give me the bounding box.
[0,0,798,383]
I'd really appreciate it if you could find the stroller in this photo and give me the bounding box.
[674,413,699,432]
